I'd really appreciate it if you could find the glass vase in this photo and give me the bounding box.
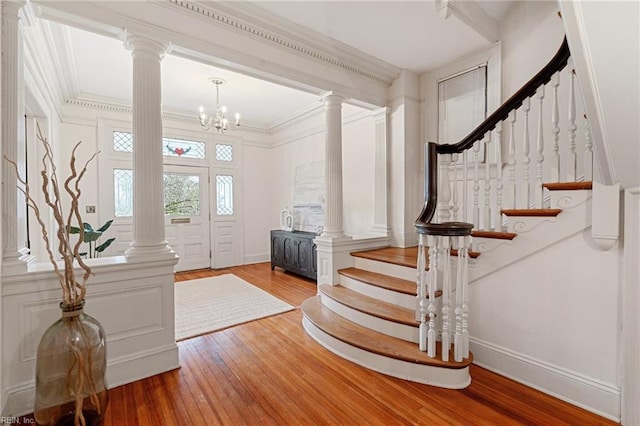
[34,300,109,426]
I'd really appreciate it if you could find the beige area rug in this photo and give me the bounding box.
[175,274,295,341]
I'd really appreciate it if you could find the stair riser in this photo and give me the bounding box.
[320,293,419,343]
[353,257,416,281]
[339,275,416,309]
[302,317,471,389]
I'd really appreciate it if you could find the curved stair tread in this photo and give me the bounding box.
[501,208,562,217]
[319,284,418,327]
[338,267,418,296]
[351,247,418,269]
[302,296,472,369]
[543,181,592,191]
[471,230,517,240]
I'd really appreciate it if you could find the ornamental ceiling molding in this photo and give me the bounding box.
[168,0,401,87]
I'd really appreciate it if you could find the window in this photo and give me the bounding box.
[216,175,233,215]
[113,168,133,217]
[215,144,233,162]
[164,173,201,216]
[438,65,487,144]
[113,131,133,153]
[113,131,206,159]
[164,137,206,159]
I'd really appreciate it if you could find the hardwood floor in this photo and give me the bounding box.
[24,263,617,425]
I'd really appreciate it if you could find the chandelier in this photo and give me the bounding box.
[198,78,240,133]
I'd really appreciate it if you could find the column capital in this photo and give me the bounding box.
[319,90,347,105]
[124,32,170,58]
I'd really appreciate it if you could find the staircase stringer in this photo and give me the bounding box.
[469,190,591,283]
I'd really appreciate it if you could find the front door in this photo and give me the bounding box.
[164,165,210,272]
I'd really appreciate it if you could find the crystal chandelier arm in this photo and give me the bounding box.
[199,106,212,130]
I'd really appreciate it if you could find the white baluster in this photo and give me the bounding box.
[461,234,471,359]
[454,236,464,361]
[535,86,545,208]
[441,236,451,361]
[584,114,594,181]
[521,98,531,208]
[507,111,517,209]
[494,126,503,231]
[417,234,428,351]
[451,154,459,221]
[567,69,577,182]
[427,235,438,358]
[472,142,481,228]
[462,150,469,223]
[551,71,561,182]
[437,154,452,223]
[483,133,492,230]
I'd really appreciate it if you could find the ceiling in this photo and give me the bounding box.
[60,1,514,130]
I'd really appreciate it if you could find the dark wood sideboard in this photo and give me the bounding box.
[270,230,317,281]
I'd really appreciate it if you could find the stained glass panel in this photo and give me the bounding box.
[164,137,206,159]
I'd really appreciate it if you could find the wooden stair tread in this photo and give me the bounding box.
[501,208,562,217]
[351,247,418,269]
[471,230,517,240]
[543,181,593,191]
[319,284,418,327]
[351,247,479,268]
[302,296,472,369]
[450,248,480,258]
[338,267,417,295]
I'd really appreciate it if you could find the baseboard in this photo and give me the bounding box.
[1,343,179,418]
[470,337,620,422]
[243,253,269,265]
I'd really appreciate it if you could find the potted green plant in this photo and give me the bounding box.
[69,221,115,258]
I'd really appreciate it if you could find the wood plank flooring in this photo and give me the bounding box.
[23,262,617,425]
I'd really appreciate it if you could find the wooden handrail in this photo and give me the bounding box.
[436,37,570,155]
[416,37,570,228]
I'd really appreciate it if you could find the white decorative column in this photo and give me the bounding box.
[370,107,390,236]
[320,92,346,238]
[1,0,32,274]
[124,34,175,260]
[315,91,352,285]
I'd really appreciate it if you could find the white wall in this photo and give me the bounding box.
[469,229,621,418]
[270,105,376,242]
[242,143,277,263]
[562,1,640,189]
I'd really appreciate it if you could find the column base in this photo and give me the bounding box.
[125,242,177,263]
[314,235,353,285]
[2,250,34,276]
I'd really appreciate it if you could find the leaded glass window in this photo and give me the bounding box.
[216,175,233,215]
[114,168,133,217]
[215,144,233,162]
[164,137,206,159]
[113,131,133,152]
[112,131,206,159]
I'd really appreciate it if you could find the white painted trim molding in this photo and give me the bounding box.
[470,337,620,422]
[622,187,640,425]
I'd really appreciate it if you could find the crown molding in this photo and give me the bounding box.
[63,95,272,136]
[167,0,401,86]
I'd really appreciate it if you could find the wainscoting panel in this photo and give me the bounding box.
[1,256,179,417]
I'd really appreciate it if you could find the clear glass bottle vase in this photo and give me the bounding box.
[34,300,109,426]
